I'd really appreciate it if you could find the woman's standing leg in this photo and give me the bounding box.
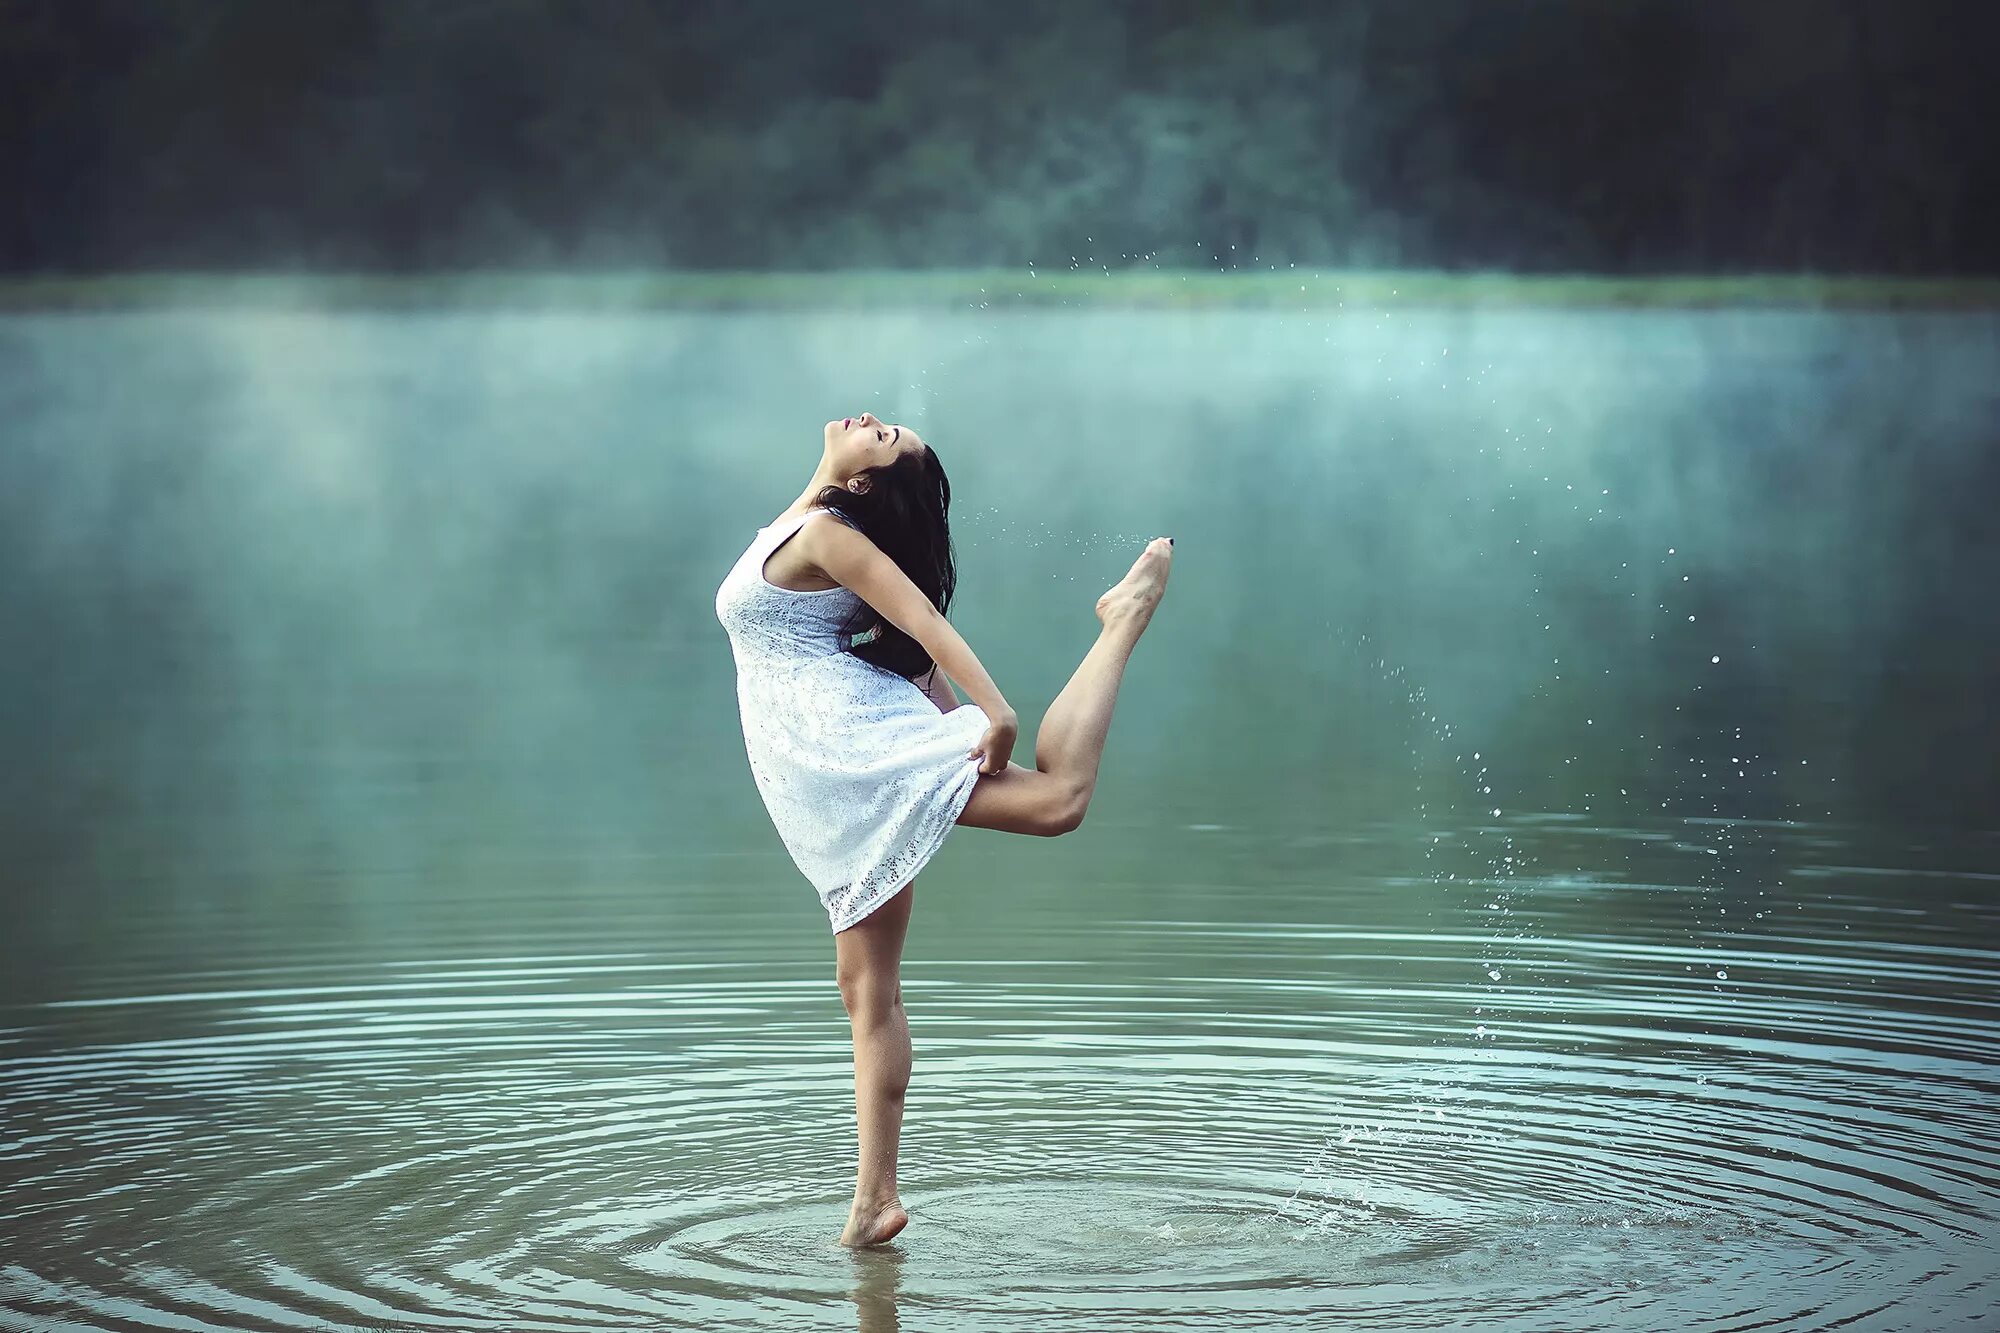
[834,878,917,1246]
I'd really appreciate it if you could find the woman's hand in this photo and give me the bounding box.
[969,707,1018,776]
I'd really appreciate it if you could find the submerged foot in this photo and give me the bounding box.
[839,1197,909,1248]
[1096,537,1174,631]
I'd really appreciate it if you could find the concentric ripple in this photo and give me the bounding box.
[2,818,1995,1331]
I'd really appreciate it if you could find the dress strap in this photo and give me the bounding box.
[795,507,861,533]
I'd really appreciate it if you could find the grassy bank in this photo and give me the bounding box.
[3,269,1997,311]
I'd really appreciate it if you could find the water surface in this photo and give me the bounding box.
[2,306,1995,1330]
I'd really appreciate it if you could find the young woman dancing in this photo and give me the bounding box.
[714,411,1173,1247]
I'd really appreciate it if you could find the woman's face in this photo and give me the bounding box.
[824,412,925,492]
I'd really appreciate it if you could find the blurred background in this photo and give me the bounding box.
[1,4,1995,1331]
[5,0,1998,272]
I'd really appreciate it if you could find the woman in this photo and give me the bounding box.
[714,411,1172,1247]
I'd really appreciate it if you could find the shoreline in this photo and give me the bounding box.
[2,269,1997,311]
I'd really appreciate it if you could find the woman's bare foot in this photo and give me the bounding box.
[1095,537,1174,631]
[839,1196,909,1247]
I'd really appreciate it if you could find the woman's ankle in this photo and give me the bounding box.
[850,1185,901,1210]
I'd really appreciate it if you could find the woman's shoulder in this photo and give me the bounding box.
[801,506,865,532]
[769,505,861,531]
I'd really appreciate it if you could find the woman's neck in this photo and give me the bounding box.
[793,464,852,512]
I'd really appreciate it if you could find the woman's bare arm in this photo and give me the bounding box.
[806,519,1014,723]
[916,664,960,713]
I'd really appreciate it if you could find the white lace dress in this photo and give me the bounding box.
[714,507,992,931]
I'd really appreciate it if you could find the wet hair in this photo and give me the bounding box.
[810,446,956,681]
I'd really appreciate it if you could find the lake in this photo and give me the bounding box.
[2,304,1995,1330]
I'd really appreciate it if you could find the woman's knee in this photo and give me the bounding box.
[837,966,902,1017]
[1044,780,1089,835]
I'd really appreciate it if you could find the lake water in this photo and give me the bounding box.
[2,305,1996,1330]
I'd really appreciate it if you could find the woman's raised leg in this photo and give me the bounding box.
[957,537,1172,836]
[834,879,916,1246]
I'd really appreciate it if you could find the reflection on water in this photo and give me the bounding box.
[1,307,1996,1329]
[850,1248,903,1333]
[2,820,1994,1330]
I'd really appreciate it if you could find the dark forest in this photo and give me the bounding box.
[7,0,1996,274]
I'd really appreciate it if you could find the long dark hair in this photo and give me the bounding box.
[810,446,955,680]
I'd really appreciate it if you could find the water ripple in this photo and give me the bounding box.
[1,822,1995,1330]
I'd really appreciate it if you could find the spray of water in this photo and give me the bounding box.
[897,243,1844,1232]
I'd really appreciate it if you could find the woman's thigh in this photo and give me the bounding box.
[954,761,1080,836]
[834,879,914,996]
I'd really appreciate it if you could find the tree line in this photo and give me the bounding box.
[5,0,1994,273]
